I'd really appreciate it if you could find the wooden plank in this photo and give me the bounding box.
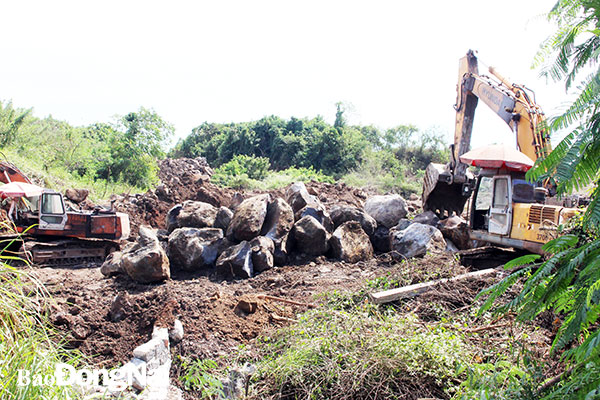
[369,268,500,304]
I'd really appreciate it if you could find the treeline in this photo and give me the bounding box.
[1,99,449,196]
[170,109,449,180]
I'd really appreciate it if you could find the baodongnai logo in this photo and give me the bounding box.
[17,363,146,392]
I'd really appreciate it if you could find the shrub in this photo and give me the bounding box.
[249,304,471,399]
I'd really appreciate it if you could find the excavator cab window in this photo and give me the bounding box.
[512,179,535,203]
[493,178,509,208]
[472,176,493,230]
[40,193,66,225]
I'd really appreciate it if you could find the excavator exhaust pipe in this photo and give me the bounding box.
[422,163,473,218]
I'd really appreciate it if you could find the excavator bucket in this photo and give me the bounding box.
[422,163,473,218]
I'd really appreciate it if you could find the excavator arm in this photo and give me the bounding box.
[0,161,32,184]
[423,50,552,218]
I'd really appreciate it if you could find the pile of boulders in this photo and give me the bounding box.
[102,182,471,283]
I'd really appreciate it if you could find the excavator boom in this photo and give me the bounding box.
[423,50,552,217]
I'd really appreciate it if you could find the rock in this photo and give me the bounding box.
[295,203,334,232]
[227,194,270,242]
[273,233,291,266]
[65,188,89,204]
[216,241,254,279]
[100,251,124,277]
[286,182,316,214]
[260,198,294,241]
[390,223,446,258]
[371,226,391,253]
[412,211,440,227]
[409,193,419,201]
[221,364,256,400]
[330,221,373,263]
[71,317,90,340]
[109,292,131,322]
[364,194,408,228]
[229,192,245,210]
[393,218,412,231]
[330,206,377,236]
[249,236,274,272]
[235,295,259,314]
[122,226,171,283]
[214,207,234,230]
[155,184,170,201]
[167,227,224,270]
[292,215,329,256]
[166,201,218,233]
[169,320,184,343]
[437,215,471,250]
[446,239,459,253]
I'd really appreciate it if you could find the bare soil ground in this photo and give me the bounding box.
[26,157,559,398]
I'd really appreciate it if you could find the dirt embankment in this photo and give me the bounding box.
[112,157,369,236]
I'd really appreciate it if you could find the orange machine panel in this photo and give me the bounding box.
[90,215,117,235]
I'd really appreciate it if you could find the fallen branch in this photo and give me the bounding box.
[257,294,316,308]
[463,322,511,333]
[270,314,299,323]
[369,268,500,304]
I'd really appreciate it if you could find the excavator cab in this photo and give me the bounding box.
[470,171,537,233]
[39,191,68,230]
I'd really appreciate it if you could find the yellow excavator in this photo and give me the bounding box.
[423,50,578,254]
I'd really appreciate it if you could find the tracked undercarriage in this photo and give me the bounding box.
[23,238,120,266]
[2,234,120,266]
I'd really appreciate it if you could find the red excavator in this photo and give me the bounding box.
[0,161,130,265]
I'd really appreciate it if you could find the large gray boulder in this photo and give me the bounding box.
[390,223,446,259]
[364,194,408,228]
[330,206,377,236]
[227,194,270,242]
[100,251,125,277]
[292,215,329,256]
[261,198,294,241]
[437,215,471,250]
[249,236,275,272]
[167,227,224,270]
[166,201,218,233]
[286,182,317,214]
[216,241,254,279]
[295,203,333,232]
[214,206,234,231]
[122,226,170,283]
[412,211,440,227]
[330,221,373,263]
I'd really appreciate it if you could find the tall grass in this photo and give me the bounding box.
[0,243,79,399]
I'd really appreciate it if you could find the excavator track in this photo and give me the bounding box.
[22,238,118,266]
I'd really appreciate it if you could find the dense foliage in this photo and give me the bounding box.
[0,104,173,195]
[171,113,448,193]
[480,1,600,398]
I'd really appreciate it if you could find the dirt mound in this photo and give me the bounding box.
[113,157,234,235]
[113,157,370,237]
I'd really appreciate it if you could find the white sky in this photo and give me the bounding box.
[1,0,571,150]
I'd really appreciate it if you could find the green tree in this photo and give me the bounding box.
[0,101,30,147]
[96,108,174,188]
[334,102,346,129]
[480,1,600,398]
